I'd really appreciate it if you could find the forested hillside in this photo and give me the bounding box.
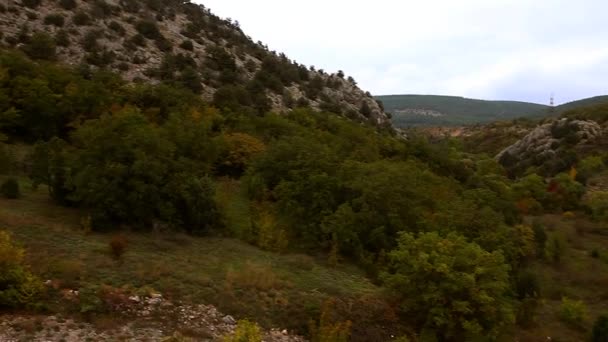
[376,94,549,126]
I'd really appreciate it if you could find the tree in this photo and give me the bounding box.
[382,232,514,340]
[218,133,266,177]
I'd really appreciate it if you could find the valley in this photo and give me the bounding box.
[0,0,608,341]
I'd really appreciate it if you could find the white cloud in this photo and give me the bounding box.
[198,0,608,103]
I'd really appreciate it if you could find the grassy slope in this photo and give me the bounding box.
[556,95,608,114]
[0,177,381,334]
[376,95,549,126]
[4,175,608,340]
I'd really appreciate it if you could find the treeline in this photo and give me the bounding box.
[2,50,608,340]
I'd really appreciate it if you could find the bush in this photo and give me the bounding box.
[309,299,352,342]
[55,30,70,47]
[592,314,608,342]
[135,20,161,39]
[1,178,21,199]
[109,234,128,260]
[21,0,41,8]
[559,297,588,328]
[22,32,56,60]
[108,21,125,36]
[44,14,65,27]
[223,320,262,342]
[0,231,43,309]
[59,0,76,10]
[586,192,608,222]
[72,11,91,26]
[180,40,193,51]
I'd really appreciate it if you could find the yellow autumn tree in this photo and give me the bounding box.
[220,133,266,176]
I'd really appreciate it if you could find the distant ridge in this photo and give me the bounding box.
[555,95,608,114]
[375,94,548,127]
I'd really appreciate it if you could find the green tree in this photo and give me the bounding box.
[382,232,514,340]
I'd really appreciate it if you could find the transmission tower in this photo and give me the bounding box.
[548,93,555,115]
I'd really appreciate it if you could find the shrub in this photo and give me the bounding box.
[55,30,70,47]
[44,14,65,27]
[108,21,125,36]
[0,231,43,308]
[309,299,352,342]
[72,11,91,26]
[223,320,262,342]
[559,297,588,328]
[82,30,101,52]
[109,234,128,260]
[586,192,608,222]
[1,178,21,199]
[59,0,76,10]
[180,40,193,51]
[592,249,600,259]
[592,314,608,342]
[22,32,56,60]
[129,34,146,47]
[135,20,161,39]
[21,0,41,9]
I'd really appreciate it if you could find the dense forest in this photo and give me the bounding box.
[1,47,608,341]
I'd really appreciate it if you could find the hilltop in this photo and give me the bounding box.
[0,0,389,126]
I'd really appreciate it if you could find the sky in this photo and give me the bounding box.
[199,0,608,105]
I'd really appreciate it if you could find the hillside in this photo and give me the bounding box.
[376,94,549,126]
[3,1,608,341]
[556,95,608,114]
[0,0,389,126]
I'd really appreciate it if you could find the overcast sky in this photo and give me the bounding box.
[199,0,608,105]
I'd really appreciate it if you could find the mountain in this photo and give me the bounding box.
[0,0,389,127]
[375,94,549,126]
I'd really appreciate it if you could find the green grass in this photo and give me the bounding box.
[0,177,381,334]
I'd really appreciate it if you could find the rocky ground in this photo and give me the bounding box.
[0,292,306,341]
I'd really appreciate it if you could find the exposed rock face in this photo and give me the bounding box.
[496,118,603,175]
[0,0,390,127]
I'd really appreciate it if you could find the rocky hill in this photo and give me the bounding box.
[496,118,605,176]
[0,0,390,127]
